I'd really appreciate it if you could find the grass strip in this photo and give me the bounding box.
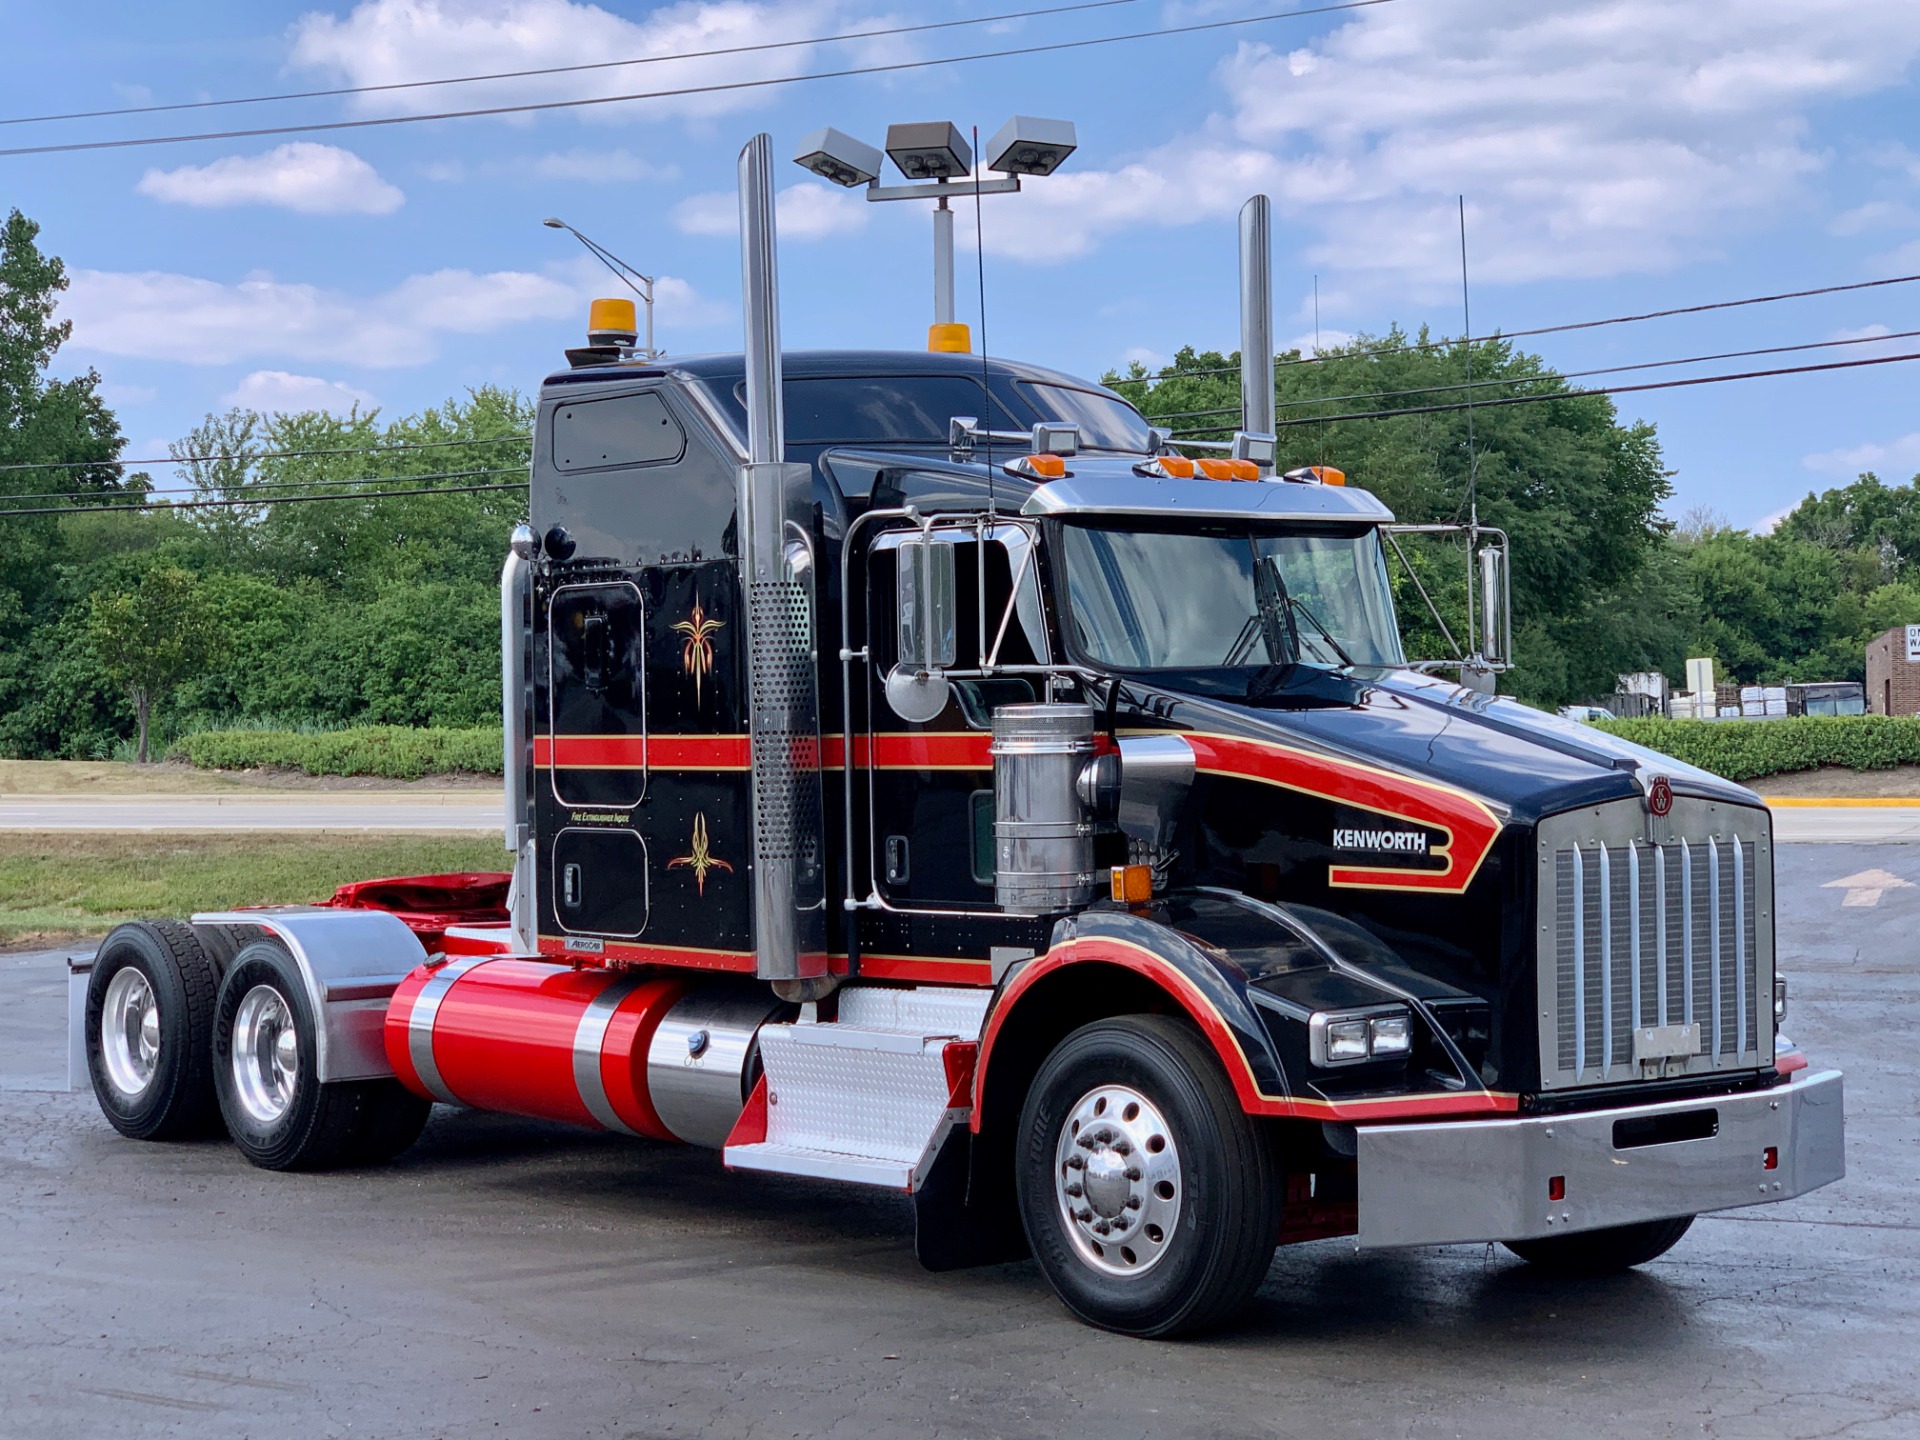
[0,831,508,947]
[1593,715,1920,782]
[172,726,502,780]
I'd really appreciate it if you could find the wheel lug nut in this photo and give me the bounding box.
[1065,1154,1085,1170]
[1065,1183,1083,1198]
[1075,1134,1095,1149]
[1111,1214,1130,1231]
[1112,1139,1132,1156]
[1094,1220,1112,1235]
[1124,1195,1141,1210]
[1075,1207,1094,1223]
[1124,1167,1142,1182]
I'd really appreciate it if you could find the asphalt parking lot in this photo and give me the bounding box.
[2,842,1915,1440]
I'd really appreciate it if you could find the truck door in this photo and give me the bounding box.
[862,525,1049,909]
[547,579,649,938]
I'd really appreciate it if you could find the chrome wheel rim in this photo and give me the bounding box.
[231,985,299,1126]
[100,967,161,1099]
[1054,1082,1183,1277]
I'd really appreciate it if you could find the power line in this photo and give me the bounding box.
[0,1,1146,128]
[0,0,1398,159]
[1109,271,1920,388]
[0,432,530,477]
[1148,327,1920,424]
[1162,347,1920,436]
[0,466,530,509]
[0,479,529,520]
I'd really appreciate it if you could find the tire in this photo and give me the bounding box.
[1503,1215,1695,1276]
[1015,1014,1278,1338]
[85,921,222,1141]
[345,1080,433,1165]
[212,940,366,1171]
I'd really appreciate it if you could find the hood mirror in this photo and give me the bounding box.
[887,533,957,723]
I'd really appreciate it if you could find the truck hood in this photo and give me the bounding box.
[1131,666,1759,827]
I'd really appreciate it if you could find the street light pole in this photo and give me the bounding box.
[794,117,1078,352]
[932,193,955,329]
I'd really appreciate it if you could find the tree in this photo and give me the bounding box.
[1108,334,1677,705]
[85,567,222,763]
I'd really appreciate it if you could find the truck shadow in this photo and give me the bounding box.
[386,1106,1699,1349]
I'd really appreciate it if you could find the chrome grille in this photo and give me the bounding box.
[1537,798,1772,1090]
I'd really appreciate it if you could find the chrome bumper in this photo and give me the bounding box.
[1353,1069,1844,1249]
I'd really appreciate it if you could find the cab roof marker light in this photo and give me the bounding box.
[1005,453,1068,481]
[1280,465,1347,487]
[1133,456,1197,479]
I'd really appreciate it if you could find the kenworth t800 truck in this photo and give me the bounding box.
[76,136,1842,1337]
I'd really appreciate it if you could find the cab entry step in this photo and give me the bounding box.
[723,986,991,1192]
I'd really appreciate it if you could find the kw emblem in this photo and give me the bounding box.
[668,812,734,896]
[672,600,724,706]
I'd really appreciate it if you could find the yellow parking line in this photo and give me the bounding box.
[1763,797,1920,808]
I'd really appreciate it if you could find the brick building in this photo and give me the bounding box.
[1865,626,1920,715]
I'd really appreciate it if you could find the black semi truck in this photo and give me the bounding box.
[77,134,1843,1337]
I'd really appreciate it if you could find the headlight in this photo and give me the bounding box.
[1324,1019,1371,1062]
[1311,1006,1414,1066]
[1774,976,1788,1026]
[1368,1013,1413,1057]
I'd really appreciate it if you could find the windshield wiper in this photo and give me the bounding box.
[1286,595,1355,668]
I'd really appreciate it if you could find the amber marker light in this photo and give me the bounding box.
[1110,864,1153,905]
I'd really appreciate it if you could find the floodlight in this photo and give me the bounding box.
[793,127,882,188]
[886,121,973,180]
[984,116,1078,177]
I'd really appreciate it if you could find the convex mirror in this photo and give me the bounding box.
[887,533,957,722]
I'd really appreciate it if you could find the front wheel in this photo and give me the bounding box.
[1503,1215,1694,1275]
[213,940,367,1171]
[1015,1015,1278,1338]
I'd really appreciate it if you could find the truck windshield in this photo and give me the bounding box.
[1058,521,1406,671]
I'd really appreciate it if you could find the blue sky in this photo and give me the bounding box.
[5,0,1920,530]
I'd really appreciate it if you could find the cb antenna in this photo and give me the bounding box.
[974,124,995,515]
[1458,195,1478,531]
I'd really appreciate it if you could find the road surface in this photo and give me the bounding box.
[0,794,497,832]
[1,843,1913,1438]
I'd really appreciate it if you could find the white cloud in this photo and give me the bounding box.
[940,1,1920,286]
[673,181,868,240]
[1831,323,1894,342]
[289,0,862,124]
[530,148,679,182]
[136,143,405,215]
[1752,505,1794,535]
[61,258,723,367]
[1803,431,1920,478]
[1829,200,1919,236]
[224,370,378,415]
[421,148,680,184]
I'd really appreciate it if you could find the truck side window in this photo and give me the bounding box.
[551,391,686,472]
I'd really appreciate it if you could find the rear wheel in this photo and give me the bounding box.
[1015,1015,1277,1337]
[85,921,221,1140]
[1504,1215,1694,1275]
[213,940,366,1171]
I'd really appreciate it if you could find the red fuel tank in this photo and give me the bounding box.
[386,958,689,1140]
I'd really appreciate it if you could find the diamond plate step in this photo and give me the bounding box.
[724,987,985,1190]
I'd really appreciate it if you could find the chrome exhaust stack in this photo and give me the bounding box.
[736,134,827,982]
[1238,194,1275,473]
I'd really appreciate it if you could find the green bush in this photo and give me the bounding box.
[1592,715,1920,782]
[172,725,501,780]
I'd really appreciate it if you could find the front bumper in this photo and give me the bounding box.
[1353,1069,1844,1249]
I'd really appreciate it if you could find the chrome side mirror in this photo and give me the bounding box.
[1477,542,1510,668]
[887,534,957,722]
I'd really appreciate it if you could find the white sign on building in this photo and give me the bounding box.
[1906,625,1920,664]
